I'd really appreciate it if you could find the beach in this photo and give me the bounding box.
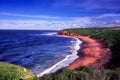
[58,30,111,69]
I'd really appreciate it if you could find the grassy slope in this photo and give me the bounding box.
[39,27,120,80]
[40,67,120,80]
[0,62,38,80]
[64,28,120,47]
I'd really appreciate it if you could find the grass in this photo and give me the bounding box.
[0,62,38,80]
[64,27,120,47]
[1,62,119,80]
[39,67,120,80]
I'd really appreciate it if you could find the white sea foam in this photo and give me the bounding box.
[39,32,57,36]
[37,35,82,77]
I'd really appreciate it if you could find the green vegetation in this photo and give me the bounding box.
[64,27,120,47]
[39,67,120,80]
[1,27,120,80]
[0,62,38,80]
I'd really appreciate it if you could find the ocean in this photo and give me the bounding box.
[0,30,82,77]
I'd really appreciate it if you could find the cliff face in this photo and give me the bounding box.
[58,30,80,36]
[58,30,111,69]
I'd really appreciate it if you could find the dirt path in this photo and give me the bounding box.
[59,31,111,69]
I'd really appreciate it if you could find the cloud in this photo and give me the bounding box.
[62,13,120,28]
[91,13,120,22]
[0,20,69,30]
[97,13,120,18]
[81,0,120,9]
[0,12,64,19]
[0,13,120,30]
[53,0,84,8]
[53,0,120,10]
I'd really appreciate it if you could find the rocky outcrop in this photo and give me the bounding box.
[58,30,111,69]
[58,30,80,36]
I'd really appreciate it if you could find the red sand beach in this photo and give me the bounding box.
[59,30,111,69]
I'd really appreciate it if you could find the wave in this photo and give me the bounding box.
[38,32,57,36]
[37,36,82,77]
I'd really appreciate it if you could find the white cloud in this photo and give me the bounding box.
[0,20,70,30]
[0,13,120,30]
[53,0,120,10]
[80,0,120,10]
[97,13,120,18]
[0,12,63,19]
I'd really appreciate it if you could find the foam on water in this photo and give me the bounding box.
[39,32,57,36]
[37,36,82,77]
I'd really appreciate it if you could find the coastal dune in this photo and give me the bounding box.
[58,30,111,69]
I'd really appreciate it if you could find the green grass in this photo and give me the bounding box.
[64,28,120,47]
[39,67,120,80]
[0,62,38,80]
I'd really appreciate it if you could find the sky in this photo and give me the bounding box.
[0,0,120,30]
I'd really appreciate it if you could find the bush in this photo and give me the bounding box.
[81,66,94,74]
[39,67,120,80]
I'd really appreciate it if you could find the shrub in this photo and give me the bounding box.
[39,67,120,80]
[81,66,94,74]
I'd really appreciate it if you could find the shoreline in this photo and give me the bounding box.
[37,34,82,77]
[58,30,111,69]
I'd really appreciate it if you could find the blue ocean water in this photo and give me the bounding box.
[0,30,82,76]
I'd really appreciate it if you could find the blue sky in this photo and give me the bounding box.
[0,0,120,29]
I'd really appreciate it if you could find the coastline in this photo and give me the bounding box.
[37,34,82,77]
[58,30,111,69]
